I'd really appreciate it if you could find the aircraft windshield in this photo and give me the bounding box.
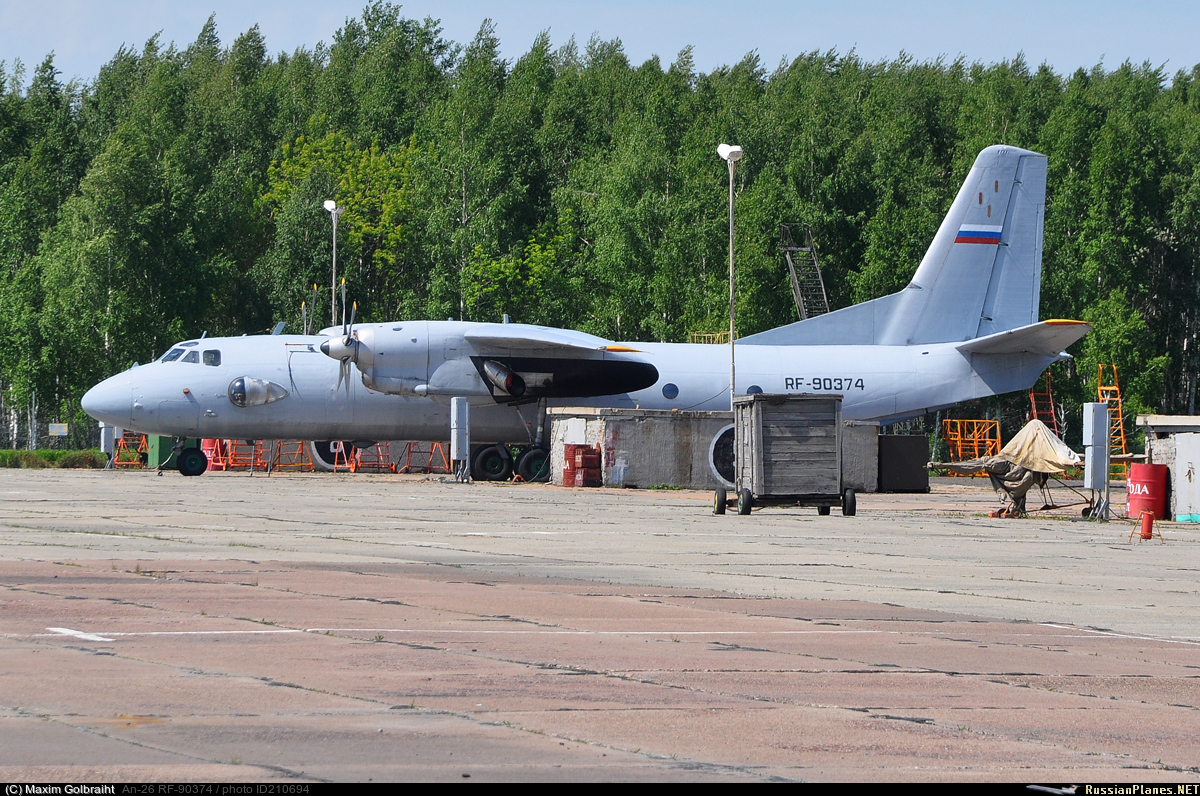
[161,348,185,362]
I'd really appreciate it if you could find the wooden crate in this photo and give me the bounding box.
[734,394,842,501]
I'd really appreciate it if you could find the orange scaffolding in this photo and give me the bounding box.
[328,441,354,472]
[352,442,395,473]
[202,438,229,470]
[396,441,451,474]
[269,440,314,472]
[1097,364,1128,481]
[942,419,1001,476]
[1028,371,1059,436]
[114,431,148,467]
[225,439,269,470]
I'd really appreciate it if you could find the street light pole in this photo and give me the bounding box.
[324,200,345,327]
[718,144,743,411]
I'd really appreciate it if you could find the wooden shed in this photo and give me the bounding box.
[721,393,853,516]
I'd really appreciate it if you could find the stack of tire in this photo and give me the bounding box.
[563,444,602,487]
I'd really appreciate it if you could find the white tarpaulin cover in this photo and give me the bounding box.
[998,419,1082,474]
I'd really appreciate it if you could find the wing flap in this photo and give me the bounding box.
[955,320,1090,356]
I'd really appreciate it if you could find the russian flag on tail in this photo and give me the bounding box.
[956,224,1002,244]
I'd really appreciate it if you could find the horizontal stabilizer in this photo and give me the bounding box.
[955,320,1090,357]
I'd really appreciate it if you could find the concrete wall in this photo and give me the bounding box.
[842,422,879,494]
[549,408,732,489]
[1138,415,1200,519]
[548,408,882,492]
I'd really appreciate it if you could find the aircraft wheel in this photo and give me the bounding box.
[177,447,208,477]
[516,447,550,482]
[818,505,831,516]
[714,487,727,515]
[473,445,512,481]
[737,488,753,515]
[842,488,857,516]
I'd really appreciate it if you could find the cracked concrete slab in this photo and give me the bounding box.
[1,469,1198,781]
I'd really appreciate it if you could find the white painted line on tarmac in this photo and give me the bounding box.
[106,629,304,636]
[36,628,302,640]
[305,628,883,635]
[46,627,114,642]
[1040,623,1200,646]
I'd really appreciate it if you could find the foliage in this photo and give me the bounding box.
[0,449,104,468]
[2,2,1199,435]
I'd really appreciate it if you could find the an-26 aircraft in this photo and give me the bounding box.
[82,145,1090,482]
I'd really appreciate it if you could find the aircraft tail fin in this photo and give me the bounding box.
[740,145,1048,347]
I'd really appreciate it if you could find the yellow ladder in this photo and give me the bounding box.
[1097,364,1127,480]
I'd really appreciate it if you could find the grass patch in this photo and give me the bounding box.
[0,449,106,469]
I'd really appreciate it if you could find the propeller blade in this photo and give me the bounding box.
[344,301,357,346]
[301,302,307,337]
[340,278,347,336]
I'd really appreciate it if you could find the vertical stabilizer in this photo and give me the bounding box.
[740,145,1047,347]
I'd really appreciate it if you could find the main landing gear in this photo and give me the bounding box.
[470,444,551,482]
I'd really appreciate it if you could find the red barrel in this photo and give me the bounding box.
[1126,463,1169,520]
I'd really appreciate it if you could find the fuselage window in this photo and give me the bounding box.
[182,351,199,363]
[662,383,679,400]
[203,350,221,367]
[161,348,185,362]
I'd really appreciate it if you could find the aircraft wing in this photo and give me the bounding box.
[464,324,640,354]
[956,320,1090,357]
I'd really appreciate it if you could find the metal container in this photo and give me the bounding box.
[878,435,930,492]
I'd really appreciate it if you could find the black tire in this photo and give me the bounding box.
[177,447,208,477]
[714,487,727,515]
[473,445,512,481]
[516,447,550,482]
[818,505,831,516]
[737,488,753,516]
[842,488,857,517]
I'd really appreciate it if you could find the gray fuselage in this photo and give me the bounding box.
[81,321,1053,443]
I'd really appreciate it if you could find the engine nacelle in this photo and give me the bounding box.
[481,360,525,398]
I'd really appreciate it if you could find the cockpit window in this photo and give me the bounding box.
[203,350,221,367]
[161,348,185,362]
[182,351,199,363]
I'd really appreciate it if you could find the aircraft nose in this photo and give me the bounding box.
[81,378,132,427]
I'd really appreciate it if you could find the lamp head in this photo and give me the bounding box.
[717,143,743,163]
[323,200,337,212]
